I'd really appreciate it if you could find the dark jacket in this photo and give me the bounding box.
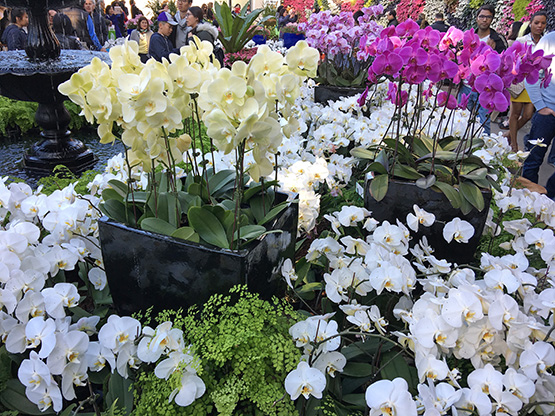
[278,13,297,28]
[92,11,109,46]
[388,18,399,27]
[52,13,82,49]
[107,13,125,38]
[131,4,143,18]
[1,24,27,50]
[186,22,219,45]
[149,32,179,61]
[431,21,449,32]
[476,27,508,53]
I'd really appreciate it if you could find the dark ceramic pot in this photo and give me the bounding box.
[314,85,365,104]
[98,194,298,315]
[364,179,492,264]
[283,33,305,48]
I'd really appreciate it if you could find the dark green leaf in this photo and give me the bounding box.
[380,351,418,391]
[432,181,461,209]
[343,362,374,377]
[140,217,177,236]
[0,379,55,415]
[100,199,134,225]
[342,339,393,360]
[369,174,388,201]
[105,372,133,415]
[342,394,367,408]
[171,226,200,243]
[460,181,485,211]
[102,188,123,202]
[416,174,436,189]
[460,167,488,181]
[107,179,129,198]
[259,201,291,226]
[391,164,422,180]
[208,169,236,197]
[234,224,266,241]
[296,281,324,294]
[188,206,230,248]
[350,147,377,160]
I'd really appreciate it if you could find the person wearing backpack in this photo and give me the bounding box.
[185,6,224,66]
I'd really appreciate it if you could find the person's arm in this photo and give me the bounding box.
[86,14,102,50]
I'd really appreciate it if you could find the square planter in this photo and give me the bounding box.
[98,194,298,315]
[282,33,305,48]
[365,179,492,264]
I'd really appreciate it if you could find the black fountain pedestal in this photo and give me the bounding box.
[26,102,96,174]
[0,50,110,174]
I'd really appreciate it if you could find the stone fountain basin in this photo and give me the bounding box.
[0,50,110,104]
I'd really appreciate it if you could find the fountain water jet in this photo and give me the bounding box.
[0,0,110,174]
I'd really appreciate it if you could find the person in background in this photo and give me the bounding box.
[507,20,524,46]
[90,0,109,46]
[129,15,152,62]
[233,3,241,15]
[185,6,218,45]
[431,13,449,32]
[353,9,363,25]
[416,12,428,28]
[475,4,507,53]
[160,2,170,13]
[1,8,28,50]
[80,0,107,50]
[506,11,547,151]
[279,7,297,28]
[174,0,193,48]
[522,30,555,199]
[387,10,398,26]
[130,0,143,18]
[458,4,507,136]
[52,12,83,49]
[149,11,179,61]
[201,3,208,18]
[105,4,124,37]
[206,2,215,21]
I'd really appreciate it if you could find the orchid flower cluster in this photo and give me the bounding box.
[359,20,552,116]
[281,134,555,413]
[198,41,319,181]
[299,5,384,58]
[0,177,207,412]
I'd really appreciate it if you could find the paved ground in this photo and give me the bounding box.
[491,119,554,189]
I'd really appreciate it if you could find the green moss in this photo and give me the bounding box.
[513,0,528,20]
[0,96,89,137]
[37,166,99,195]
[133,286,301,416]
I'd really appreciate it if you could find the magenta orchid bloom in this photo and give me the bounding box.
[437,91,458,110]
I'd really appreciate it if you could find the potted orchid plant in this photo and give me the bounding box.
[58,38,320,314]
[299,5,384,101]
[351,20,551,262]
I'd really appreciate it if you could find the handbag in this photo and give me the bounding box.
[508,81,526,99]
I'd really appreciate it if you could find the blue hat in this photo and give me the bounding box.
[158,11,177,25]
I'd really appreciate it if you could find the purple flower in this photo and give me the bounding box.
[371,53,403,77]
[438,91,458,110]
[387,82,408,106]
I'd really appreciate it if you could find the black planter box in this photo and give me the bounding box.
[98,195,298,315]
[364,180,492,264]
[314,85,365,104]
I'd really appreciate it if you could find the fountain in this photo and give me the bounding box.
[0,0,110,174]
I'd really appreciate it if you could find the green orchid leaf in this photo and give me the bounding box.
[243,181,278,202]
[100,199,134,225]
[234,224,266,241]
[369,174,389,201]
[102,188,124,202]
[125,191,148,205]
[296,281,324,294]
[375,149,389,171]
[392,164,422,180]
[380,351,418,393]
[0,379,56,415]
[432,181,462,209]
[411,136,434,158]
[350,147,376,160]
[177,192,202,214]
[416,150,459,162]
[208,169,236,197]
[107,179,129,198]
[218,199,236,211]
[342,394,367,409]
[105,372,134,415]
[258,200,291,226]
[460,167,488,181]
[416,174,436,189]
[188,206,230,249]
[460,181,485,211]
[487,175,502,192]
[171,226,200,243]
[140,217,177,236]
[342,362,374,377]
[459,192,474,215]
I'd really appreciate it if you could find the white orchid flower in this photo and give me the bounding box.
[285,361,326,400]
